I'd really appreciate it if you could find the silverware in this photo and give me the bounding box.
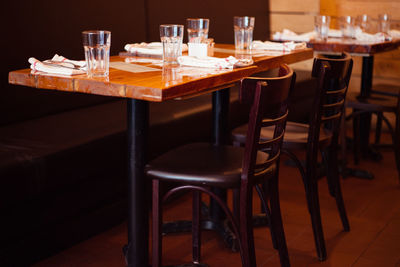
[43,61,83,70]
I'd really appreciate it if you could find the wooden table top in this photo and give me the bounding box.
[307,38,400,56]
[8,44,313,102]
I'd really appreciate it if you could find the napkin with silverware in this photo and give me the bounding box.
[177,55,251,69]
[29,54,86,76]
[252,40,307,51]
[124,42,188,56]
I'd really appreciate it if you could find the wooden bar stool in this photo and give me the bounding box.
[232,53,353,261]
[146,65,295,267]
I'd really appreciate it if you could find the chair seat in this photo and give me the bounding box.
[346,91,397,112]
[232,121,332,149]
[146,143,274,188]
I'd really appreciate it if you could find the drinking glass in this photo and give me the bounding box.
[339,16,356,38]
[357,14,374,33]
[187,18,209,43]
[314,15,331,41]
[378,14,390,33]
[82,30,111,77]
[233,16,255,53]
[160,24,184,64]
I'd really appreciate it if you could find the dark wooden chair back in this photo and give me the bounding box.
[240,65,296,183]
[308,53,353,156]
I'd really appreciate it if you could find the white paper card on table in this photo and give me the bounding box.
[188,43,208,58]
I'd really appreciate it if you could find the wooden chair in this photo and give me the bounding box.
[232,53,353,261]
[345,84,400,182]
[146,64,295,267]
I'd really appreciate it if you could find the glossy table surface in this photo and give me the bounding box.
[308,38,400,56]
[8,44,313,102]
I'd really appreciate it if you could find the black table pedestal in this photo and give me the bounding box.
[124,99,149,267]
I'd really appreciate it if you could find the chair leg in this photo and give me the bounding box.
[192,191,201,264]
[282,149,310,212]
[353,112,361,165]
[324,148,350,231]
[255,183,278,250]
[233,188,240,221]
[393,113,400,183]
[152,179,162,267]
[268,175,290,267]
[375,112,383,145]
[340,112,348,174]
[239,184,257,267]
[307,179,327,261]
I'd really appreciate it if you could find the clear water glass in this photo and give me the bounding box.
[378,14,390,33]
[357,14,374,33]
[314,15,331,41]
[160,24,184,64]
[234,16,255,53]
[339,16,356,38]
[82,30,111,77]
[187,18,209,43]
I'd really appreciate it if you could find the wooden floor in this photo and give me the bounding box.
[34,134,400,267]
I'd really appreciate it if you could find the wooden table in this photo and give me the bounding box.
[9,44,313,267]
[308,38,400,165]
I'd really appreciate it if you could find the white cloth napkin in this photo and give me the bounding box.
[355,32,390,42]
[252,40,307,51]
[389,30,400,39]
[327,29,343,38]
[29,54,86,76]
[272,29,316,42]
[177,56,242,69]
[124,42,188,56]
[273,29,347,41]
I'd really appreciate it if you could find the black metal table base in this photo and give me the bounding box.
[162,219,239,252]
[340,166,374,180]
[361,146,383,162]
[162,212,273,251]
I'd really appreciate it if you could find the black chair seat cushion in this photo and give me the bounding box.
[232,121,332,149]
[146,143,274,188]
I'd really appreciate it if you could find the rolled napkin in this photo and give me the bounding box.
[124,42,188,56]
[355,32,390,42]
[272,29,316,42]
[389,30,400,39]
[252,40,307,51]
[29,54,86,76]
[177,56,248,69]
